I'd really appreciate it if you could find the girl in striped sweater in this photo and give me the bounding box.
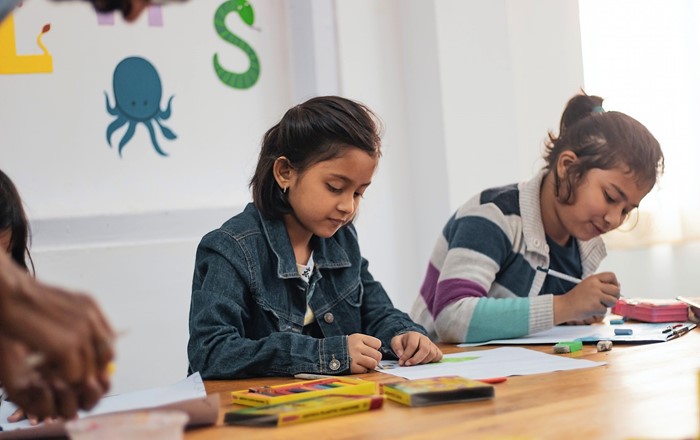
[411,92,664,343]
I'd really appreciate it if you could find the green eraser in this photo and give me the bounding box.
[554,341,582,352]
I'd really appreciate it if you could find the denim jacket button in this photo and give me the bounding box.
[329,358,340,371]
[323,312,334,324]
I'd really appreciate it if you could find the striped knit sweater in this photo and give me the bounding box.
[410,171,607,343]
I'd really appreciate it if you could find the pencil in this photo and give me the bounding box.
[293,373,337,380]
[23,330,126,374]
[24,353,117,377]
[536,266,582,284]
[537,266,626,300]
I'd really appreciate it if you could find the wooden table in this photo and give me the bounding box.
[186,329,700,439]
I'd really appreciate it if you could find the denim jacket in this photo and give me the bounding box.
[187,203,426,379]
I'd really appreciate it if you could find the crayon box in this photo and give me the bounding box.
[382,376,494,407]
[231,377,377,407]
[225,394,385,427]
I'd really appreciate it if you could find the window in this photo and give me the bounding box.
[579,0,700,247]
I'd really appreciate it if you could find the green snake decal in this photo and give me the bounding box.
[213,0,260,89]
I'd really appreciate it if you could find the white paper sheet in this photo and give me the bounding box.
[0,372,219,438]
[456,322,696,347]
[378,347,605,381]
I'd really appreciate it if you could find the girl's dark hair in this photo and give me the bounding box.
[544,92,664,203]
[250,96,382,219]
[0,169,33,273]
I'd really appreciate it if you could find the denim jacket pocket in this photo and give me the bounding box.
[341,281,363,307]
[312,279,364,336]
[343,283,365,307]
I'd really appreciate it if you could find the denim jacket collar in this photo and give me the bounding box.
[254,204,352,280]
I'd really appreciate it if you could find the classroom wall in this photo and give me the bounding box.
[2,0,295,393]
[335,0,586,313]
[2,0,696,395]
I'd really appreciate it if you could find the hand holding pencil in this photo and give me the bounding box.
[347,333,383,373]
[550,270,621,325]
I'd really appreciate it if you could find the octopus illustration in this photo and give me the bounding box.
[213,0,260,89]
[105,56,176,157]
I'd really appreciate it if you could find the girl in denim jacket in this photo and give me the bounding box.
[188,96,442,378]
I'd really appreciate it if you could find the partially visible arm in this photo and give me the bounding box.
[427,209,551,343]
[0,252,113,419]
[447,296,550,342]
[0,334,91,420]
[188,288,351,377]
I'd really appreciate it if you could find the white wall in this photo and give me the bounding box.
[335,0,449,313]
[335,0,585,312]
[600,242,700,299]
[4,0,697,395]
[435,0,586,204]
[33,240,197,393]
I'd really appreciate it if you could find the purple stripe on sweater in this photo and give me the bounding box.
[420,264,488,318]
[430,278,487,318]
[419,263,441,308]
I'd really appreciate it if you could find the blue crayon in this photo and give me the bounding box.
[614,328,633,335]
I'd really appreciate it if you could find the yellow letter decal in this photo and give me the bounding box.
[0,13,53,74]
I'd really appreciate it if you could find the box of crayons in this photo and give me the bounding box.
[382,376,494,407]
[231,377,377,407]
[225,394,385,427]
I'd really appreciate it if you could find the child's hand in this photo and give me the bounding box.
[562,315,605,325]
[554,272,620,324]
[7,408,50,425]
[390,332,443,367]
[8,408,30,423]
[689,305,700,324]
[347,333,382,373]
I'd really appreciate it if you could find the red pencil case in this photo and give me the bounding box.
[612,298,689,323]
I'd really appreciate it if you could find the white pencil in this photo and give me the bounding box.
[293,373,337,380]
[536,266,582,284]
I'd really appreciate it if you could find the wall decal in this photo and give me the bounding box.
[97,5,163,26]
[213,0,260,89]
[0,13,52,74]
[148,6,164,26]
[96,12,115,25]
[104,57,176,157]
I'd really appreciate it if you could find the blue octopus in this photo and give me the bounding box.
[105,56,176,157]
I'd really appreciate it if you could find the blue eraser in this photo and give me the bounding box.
[614,328,633,335]
[610,318,625,325]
